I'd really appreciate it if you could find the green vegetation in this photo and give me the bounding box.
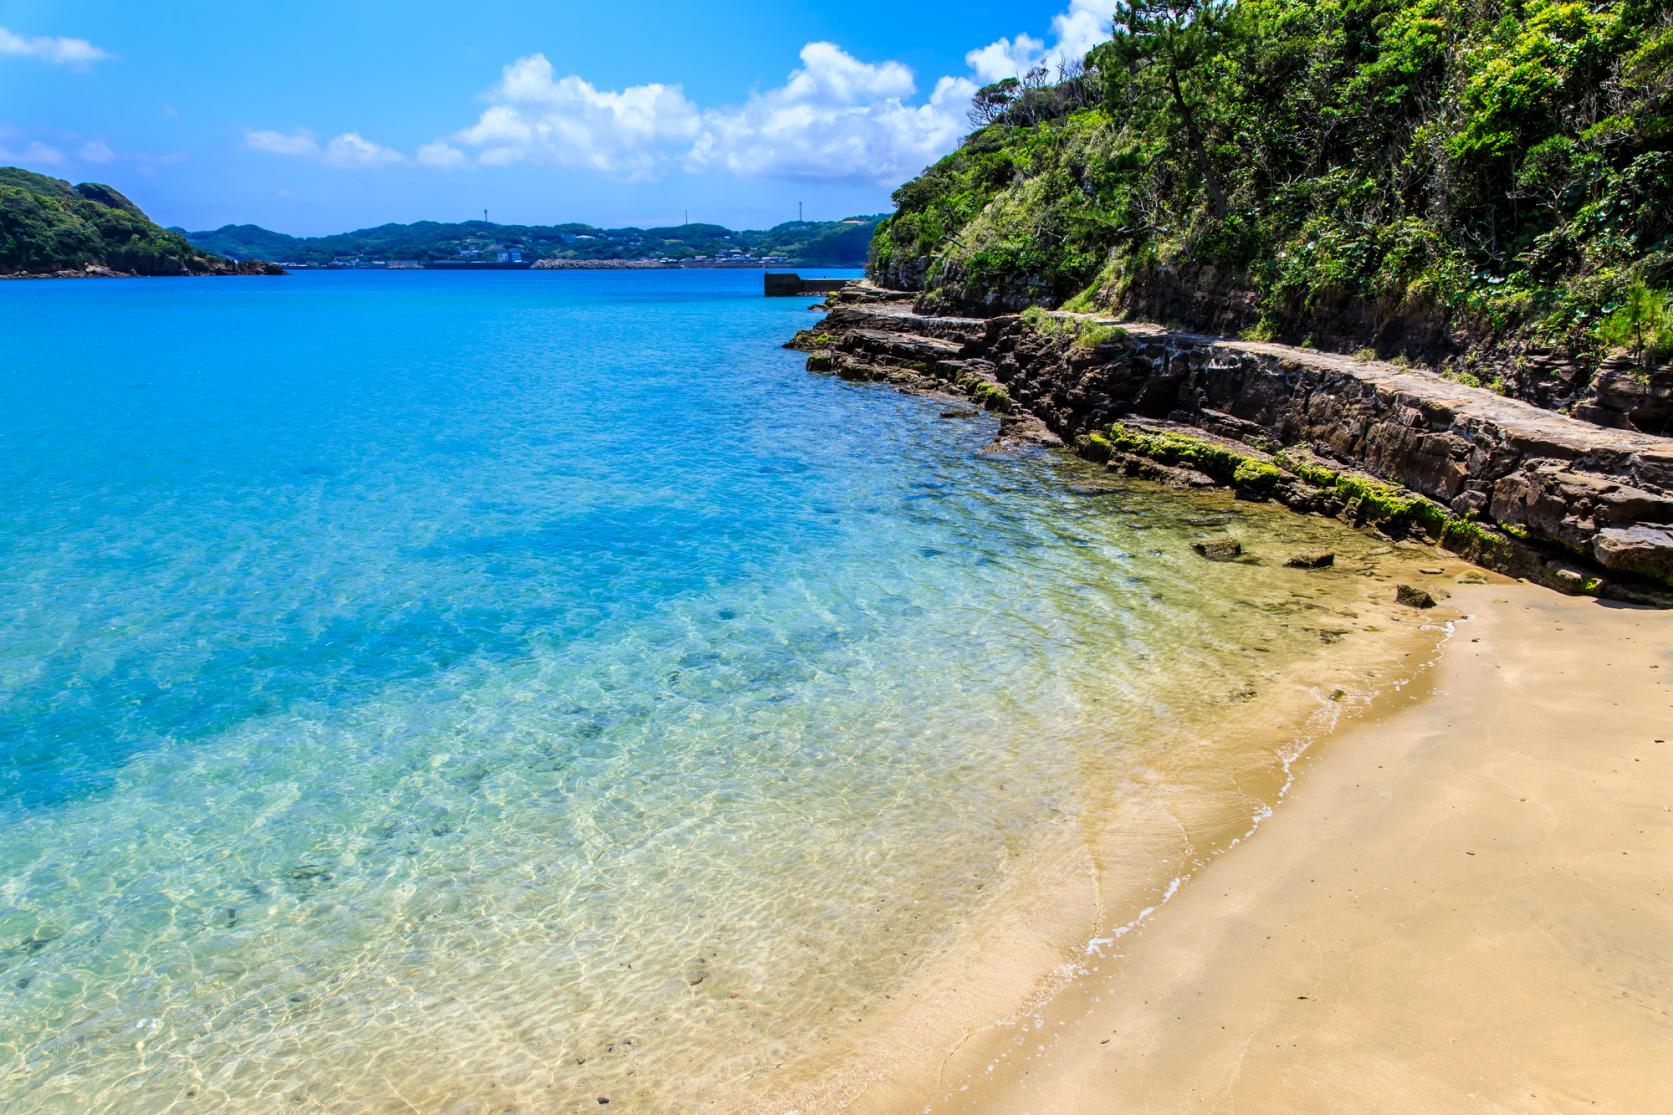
[1104,425,1532,559]
[1104,421,1254,471]
[1019,306,1129,347]
[183,215,885,267]
[1102,421,1282,493]
[1276,445,1464,536]
[1596,278,1673,364]
[1232,457,1283,493]
[1104,424,1540,564]
[1075,321,1129,348]
[871,0,1673,375]
[0,167,239,276]
[1272,446,1343,487]
[1020,305,1076,336]
[784,329,836,351]
[961,376,1014,411]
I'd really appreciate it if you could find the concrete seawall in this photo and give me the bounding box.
[764,273,851,296]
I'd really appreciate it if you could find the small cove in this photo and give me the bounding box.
[1,269,1444,1111]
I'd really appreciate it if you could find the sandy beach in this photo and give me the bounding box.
[754,578,1673,1114]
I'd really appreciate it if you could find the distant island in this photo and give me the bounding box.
[179,214,884,270]
[0,167,280,278]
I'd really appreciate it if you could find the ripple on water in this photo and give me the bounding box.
[0,270,1432,1112]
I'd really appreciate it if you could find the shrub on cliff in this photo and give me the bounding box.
[871,0,1673,374]
[0,167,249,276]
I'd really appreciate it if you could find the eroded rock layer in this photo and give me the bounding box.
[793,284,1673,603]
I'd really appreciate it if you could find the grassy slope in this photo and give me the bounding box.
[871,0,1673,379]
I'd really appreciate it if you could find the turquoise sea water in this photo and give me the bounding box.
[0,270,1402,1111]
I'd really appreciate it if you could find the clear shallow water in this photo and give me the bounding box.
[1,270,1407,1111]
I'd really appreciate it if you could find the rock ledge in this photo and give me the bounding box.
[792,284,1673,604]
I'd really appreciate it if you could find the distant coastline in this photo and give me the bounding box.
[261,258,853,271]
[181,214,880,272]
[532,258,847,271]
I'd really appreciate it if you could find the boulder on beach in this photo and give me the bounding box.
[1396,584,1436,608]
[1592,526,1673,582]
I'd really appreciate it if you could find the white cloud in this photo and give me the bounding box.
[246,128,320,156]
[965,0,1110,83]
[477,145,525,167]
[322,132,405,168]
[688,46,974,184]
[245,0,1107,186]
[0,140,64,165]
[777,41,915,105]
[416,140,466,168]
[1050,0,1113,66]
[245,127,405,168]
[966,34,1045,83]
[441,41,970,186]
[452,53,701,176]
[0,26,111,65]
[1,133,118,168]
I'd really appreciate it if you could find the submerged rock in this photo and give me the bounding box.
[1285,550,1335,569]
[1395,584,1437,608]
[990,412,1062,448]
[1192,537,1243,561]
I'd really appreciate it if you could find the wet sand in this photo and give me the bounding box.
[751,580,1673,1113]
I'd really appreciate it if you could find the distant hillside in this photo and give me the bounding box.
[181,215,885,267]
[0,167,276,277]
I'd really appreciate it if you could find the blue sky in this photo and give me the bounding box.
[0,0,1107,234]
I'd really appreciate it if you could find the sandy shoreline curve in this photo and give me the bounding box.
[747,579,1673,1114]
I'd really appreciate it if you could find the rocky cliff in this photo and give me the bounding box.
[0,167,282,278]
[868,0,1673,431]
[794,284,1673,603]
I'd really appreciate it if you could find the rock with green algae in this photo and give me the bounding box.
[1395,584,1437,608]
[796,297,1673,604]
